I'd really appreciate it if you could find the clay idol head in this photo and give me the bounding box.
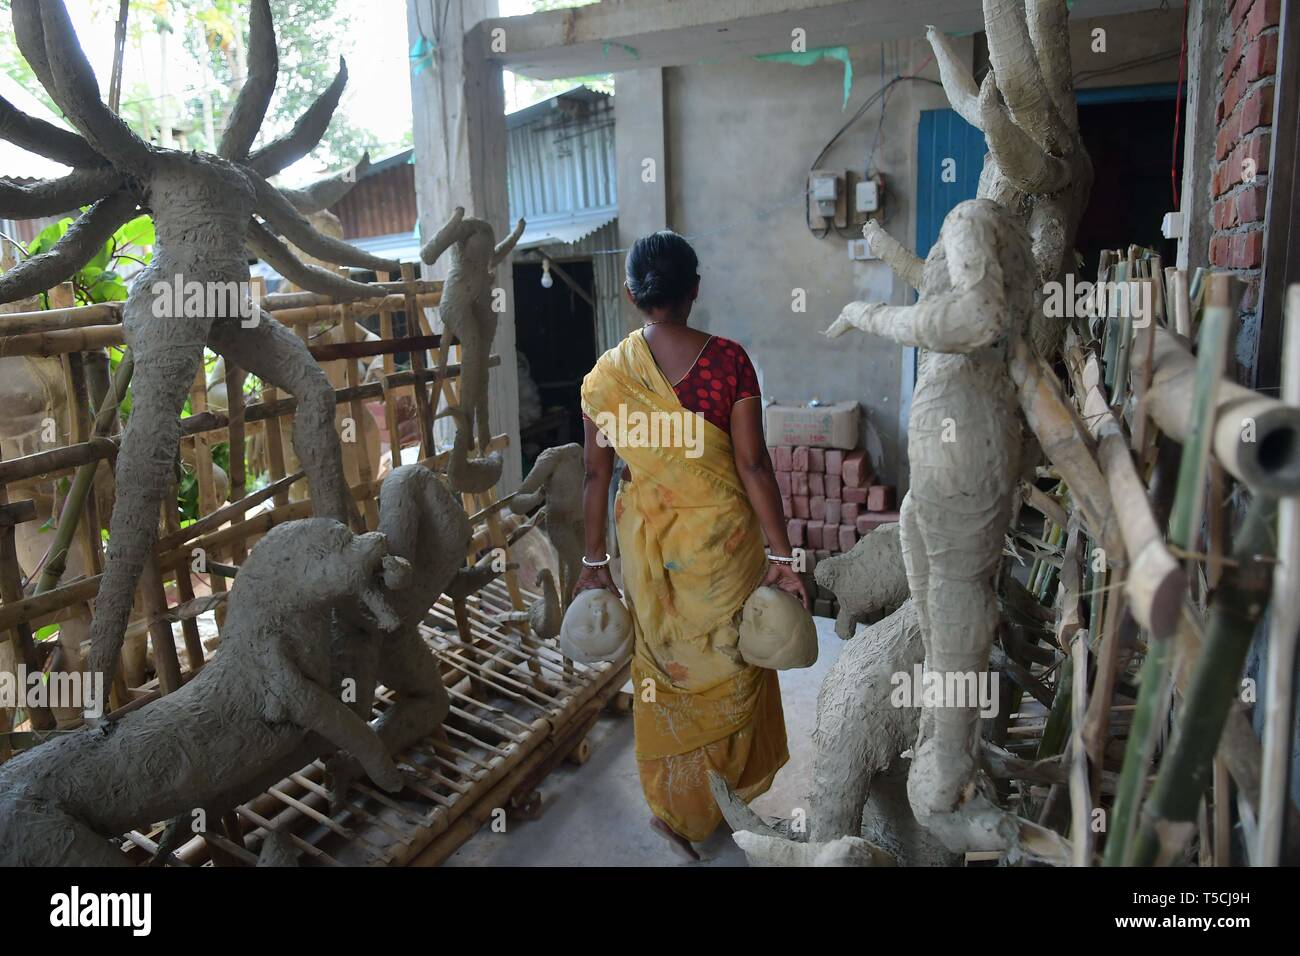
[738,586,818,670]
[559,589,633,664]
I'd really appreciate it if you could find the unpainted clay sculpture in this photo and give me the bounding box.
[420,207,525,455]
[558,588,632,664]
[827,199,1067,863]
[717,525,956,865]
[436,406,503,493]
[805,0,1093,864]
[509,443,585,604]
[324,464,473,801]
[0,0,400,692]
[737,586,818,670]
[0,518,405,866]
[813,522,908,640]
[869,0,1092,358]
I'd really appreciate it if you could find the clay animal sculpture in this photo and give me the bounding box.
[0,518,405,866]
[813,522,909,640]
[509,443,584,604]
[737,586,818,670]
[420,207,525,455]
[715,524,955,865]
[0,0,400,693]
[826,199,1068,864]
[323,464,474,802]
[558,588,632,664]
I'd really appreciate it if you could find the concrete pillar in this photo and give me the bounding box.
[613,67,669,330]
[407,0,521,491]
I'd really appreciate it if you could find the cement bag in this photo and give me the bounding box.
[738,586,818,670]
[559,589,632,664]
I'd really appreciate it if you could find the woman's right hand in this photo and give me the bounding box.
[573,562,621,600]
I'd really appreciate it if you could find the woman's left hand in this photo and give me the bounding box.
[762,560,809,610]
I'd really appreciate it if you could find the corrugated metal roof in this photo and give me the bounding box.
[507,90,615,222]
[515,206,617,249]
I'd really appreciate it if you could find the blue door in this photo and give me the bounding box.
[915,108,988,259]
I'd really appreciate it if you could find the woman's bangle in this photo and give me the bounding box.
[582,553,612,568]
[766,552,796,565]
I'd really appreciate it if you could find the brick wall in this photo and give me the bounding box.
[1210,0,1280,326]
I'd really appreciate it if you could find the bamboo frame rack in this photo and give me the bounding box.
[0,267,631,863]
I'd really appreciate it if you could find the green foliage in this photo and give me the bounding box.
[27,213,154,309]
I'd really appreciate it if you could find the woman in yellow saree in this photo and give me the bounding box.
[576,231,807,860]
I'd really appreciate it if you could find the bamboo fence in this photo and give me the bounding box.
[993,251,1300,867]
[0,269,628,865]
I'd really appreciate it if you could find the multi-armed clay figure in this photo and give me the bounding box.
[420,207,525,459]
[0,0,400,691]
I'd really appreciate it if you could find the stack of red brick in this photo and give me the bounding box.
[772,444,898,556]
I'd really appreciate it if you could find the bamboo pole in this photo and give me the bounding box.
[1258,284,1300,866]
[0,288,441,337]
[1082,356,1185,638]
[1104,275,1234,867]
[1130,496,1277,866]
[33,354,133,595]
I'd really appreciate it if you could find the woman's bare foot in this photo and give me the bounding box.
[649,816,700,862]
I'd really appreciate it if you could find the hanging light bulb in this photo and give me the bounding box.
[540,258,554,289]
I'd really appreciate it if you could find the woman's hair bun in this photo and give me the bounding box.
[626,231,698,312]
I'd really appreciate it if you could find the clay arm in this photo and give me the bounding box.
[926,25,982,129]
[420,207,466,265]
[218,0,277,160]
[825,211,1009,353]
[247,170,401,272]
[245,219,385,302]
[0,191,136,304]
[21,0,153,171]
[264,644,401,792]
[246,58,348,178]
[276,152,370,215]
[492,218,526,267]
[0,169,122,220]
[863,219,925,291]
[1026,0,1079,135]
[977,72,1068,195]
[0,94,103,168]
[982,0,1067,155]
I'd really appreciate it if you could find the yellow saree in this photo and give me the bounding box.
[580,330,788,841]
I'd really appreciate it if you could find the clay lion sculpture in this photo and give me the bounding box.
[0,518,405,866]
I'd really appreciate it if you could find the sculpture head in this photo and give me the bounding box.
[559,589,633,664]
[815,522,909,619]
[738,586,818,670]
[231,519,401,636]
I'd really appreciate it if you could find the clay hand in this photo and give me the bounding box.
[762,560,809,611]
[824,301,886,339]
[573,562,620,600]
